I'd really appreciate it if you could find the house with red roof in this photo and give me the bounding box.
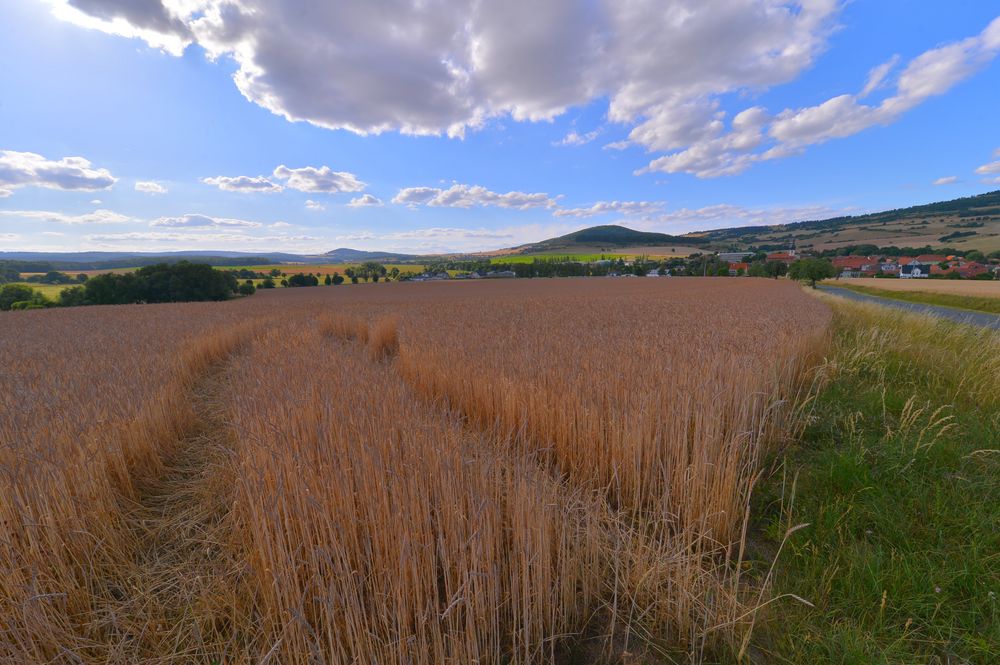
[765,250,797,265]
[727,262,749,276]
[832,255,881,277]
[957,262,989,279]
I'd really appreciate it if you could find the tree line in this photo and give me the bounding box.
[0,262,255,311]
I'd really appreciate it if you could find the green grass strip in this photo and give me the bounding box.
[837,283,1000,315]
[751,298,1000,664]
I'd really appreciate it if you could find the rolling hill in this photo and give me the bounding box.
[490,225,706,257]
[692,190,1000,253]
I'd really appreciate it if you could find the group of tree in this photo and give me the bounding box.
[0,262,256,311]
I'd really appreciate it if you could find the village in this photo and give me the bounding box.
[403,248,1000,282]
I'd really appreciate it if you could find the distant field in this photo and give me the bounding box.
[836,279,1000,315]
[838,277,1000,297]
[222,263,426,276]
[491,253,625,264]
[7,282,71,299]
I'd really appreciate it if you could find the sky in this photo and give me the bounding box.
[1,1,999,255]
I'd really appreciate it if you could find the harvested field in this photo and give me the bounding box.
[838,277,1000,297]
[1,279,831,663]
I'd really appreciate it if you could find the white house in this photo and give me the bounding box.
[899,262,929,278]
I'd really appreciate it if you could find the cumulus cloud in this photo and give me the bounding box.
[347,193,383,207]
[51,1,841,141]
[150,213,263,228]
[554,200,664,218]
[52,0,192,55]
[933,176,958,186]
[135,180,167,194]
[204,165,366,194]
[0,149,117,197]
[644,16,1000,177]
[202,175,283,193]
[273,165,366,193]
[0,233,19,242]
[304,199,325,211]
[46,3,1000,179]
[393,184,557,209]
[554,129,600,147]
[0,208,131,224]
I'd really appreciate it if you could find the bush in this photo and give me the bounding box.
[237,281,257,296]
[287,273,319,287]
[59,286,88,307]
[0,284,35,311]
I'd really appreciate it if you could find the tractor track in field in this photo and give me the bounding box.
[95,357,251,663]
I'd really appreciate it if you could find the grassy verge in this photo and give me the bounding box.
[836,283,1000,315]
[752,297,999,663]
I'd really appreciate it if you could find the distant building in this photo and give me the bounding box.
[719,252,753,263]
[899,262,930,278]
[765,250,797,265]
[484,270,516,279]
[958,262,989,279]
[879,263,899,275]
[833,255,881,277]
[727,262,750,276]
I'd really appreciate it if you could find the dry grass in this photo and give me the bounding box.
[1,278,831,663]
[838,277,1000,297]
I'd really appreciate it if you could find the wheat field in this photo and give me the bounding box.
[838,277,1000,297]
[0,278,831,663]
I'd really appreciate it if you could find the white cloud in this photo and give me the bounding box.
[632,202,849,234]
[393,183,557,209]
[338,227,513,242]
[205,165,366,194]
[202,175,283,193]
[83,231,321,252]
[90,199,102,204]
[644,16,1000,177]
[975,159,1000,175]
[52,1,842,142]
[271,221,292,228]
[0,208,131,224]
[304,199,325,211]
[46,3,1000,180]
[0,149,117,197]
[859,55,900,98]
[273,165,366,193]
[149,213,263,229]
[50,0,192,56]
[933,176,958,186]
[554,200,664,218]
[41,231,66,237]
[0,233,18,242]
[347,193,383,207]
[554,129,600,147]
[135,180,167,194]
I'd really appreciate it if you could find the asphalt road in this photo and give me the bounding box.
[818,284,1000,331]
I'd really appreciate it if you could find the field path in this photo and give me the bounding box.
[99,358,248,662]
[819,284,1000,330]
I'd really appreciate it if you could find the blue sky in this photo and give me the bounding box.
[1,0,999,254]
